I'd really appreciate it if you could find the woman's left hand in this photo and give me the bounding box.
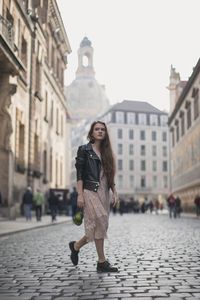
[111,192,118,207]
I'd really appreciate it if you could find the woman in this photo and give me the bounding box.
[69,121,118,272]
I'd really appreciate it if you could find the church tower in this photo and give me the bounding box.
[76,37,95,78]
[66,37,110,120]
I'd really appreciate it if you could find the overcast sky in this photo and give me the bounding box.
[57,0,200,112]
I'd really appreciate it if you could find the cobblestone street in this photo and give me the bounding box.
[0,213,200,300]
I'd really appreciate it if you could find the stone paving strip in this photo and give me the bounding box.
[0,214,200,300]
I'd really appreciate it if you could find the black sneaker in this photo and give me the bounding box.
[97,260,118,273]
[69,241,79,266]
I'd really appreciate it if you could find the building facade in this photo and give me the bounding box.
[168,59,200,211]
[0,0,71,218]
[101,100,170,204]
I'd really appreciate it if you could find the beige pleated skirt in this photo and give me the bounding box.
[83,170,110,242]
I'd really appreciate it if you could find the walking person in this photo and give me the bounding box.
[33,189,45,221]
[70,186,78,217]
[175,195,182,218]
[69,121,118,273]
[22,186,33,221]
[48,191,58,223]
[167,193,176,218]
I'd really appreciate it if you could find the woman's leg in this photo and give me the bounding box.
[94,238,106,263]
[74,235,88,251]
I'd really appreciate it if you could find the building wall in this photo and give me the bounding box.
[101,108,170,203]
[169,64,200,211]
[0,0,71,218]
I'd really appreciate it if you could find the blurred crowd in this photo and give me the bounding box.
[16,186,200,222]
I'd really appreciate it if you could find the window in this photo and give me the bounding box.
[127,112,135,124]
[162,146,167,157]
[150,114,158,126]
[116,111,124,123]
[118,175,123,189]
[44,91,48,121]
[118,144,123,155]
[193,88,199,120]
[56,158,58,187]
[152,145,157,156]
[129,129,134,140]
[176,122,179,142]
[152,131,157,141]
[34,133,39,169]
[60,157,63,186]
[141,160,146,171]
[187,103,191,129]
[140,130,145,140]
[50,148,53,182]
[117,128,123,139]
[152,161,157,171]
[118,159,123,170]
[51,100,54,127]
[61,115,64,137]
[35,58,41,93]
[18,123,25,165]
[56,108,59,134]
[171,128,175,147]
[129,160,134,170]
[160,115,168,126]
[21,36,27,67]
[162,131,167,142]
[163,176,168,188]
[141,145,146,156]
[163,161,168,172]
[129,175,134,188]
[152,176,157,188]
[141,176,146,188]
[43,150,47,181]
[138,113,146,125]
[129,144,134,155]
[181,114,185,136]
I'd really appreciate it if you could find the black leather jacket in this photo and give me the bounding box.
[75,143,104,192]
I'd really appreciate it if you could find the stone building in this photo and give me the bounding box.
[100,100,169,204]
[168,59,200,211]
[0,0,71,218]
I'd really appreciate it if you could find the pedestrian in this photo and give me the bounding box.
[48,191,58,222]
[33,189,45,221]
[149,200,154,214]
[167,193,176,218]
[22,186,33,221]
[0,191,2,206]
[69,121,118,273]
[154,198,160,215]
[70,187,78,217]
[175,195,182,218]
[194,194,200,217]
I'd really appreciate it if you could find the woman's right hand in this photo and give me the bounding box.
[77,194,84,208]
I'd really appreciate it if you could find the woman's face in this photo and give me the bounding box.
[92,122,106,142]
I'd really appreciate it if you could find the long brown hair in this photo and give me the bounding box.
[87,121,116,188]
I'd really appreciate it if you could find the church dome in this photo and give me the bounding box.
[66,37,110,120]
[66,77,109,120]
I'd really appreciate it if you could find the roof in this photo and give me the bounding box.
[109,100,167,114]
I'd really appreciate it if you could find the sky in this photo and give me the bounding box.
[57,0,200,113]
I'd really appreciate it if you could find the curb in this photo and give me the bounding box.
[0,219,72,238]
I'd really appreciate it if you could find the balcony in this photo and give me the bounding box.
[0,15,14,49]
[0,15,24,75]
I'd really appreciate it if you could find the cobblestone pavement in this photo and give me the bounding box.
[0,213,200,300]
